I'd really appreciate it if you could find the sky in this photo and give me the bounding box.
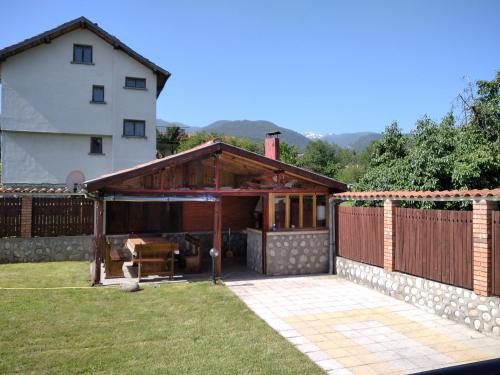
[0,0,498,135]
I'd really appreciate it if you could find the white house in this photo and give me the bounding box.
[0,17,170,186]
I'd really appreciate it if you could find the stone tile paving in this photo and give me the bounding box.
[226,275,500,374]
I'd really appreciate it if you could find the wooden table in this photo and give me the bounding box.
[126,237,178,281]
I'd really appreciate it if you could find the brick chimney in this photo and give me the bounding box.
[265,131,281,160]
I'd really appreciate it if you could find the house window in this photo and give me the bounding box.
[270,193,328,230]
[123,120,146,137]
[90,137,103,154]
[73,45,93,64]
[125,77,146,89]
[91,85,105,103]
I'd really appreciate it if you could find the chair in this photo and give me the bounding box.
[183,234,203,273]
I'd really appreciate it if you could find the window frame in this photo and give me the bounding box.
[89,137,103,155]
[124,77,147,90]
[91,85,105,103]
[269,193,328,231]
[73,44,93,64]
[123,119,146,138]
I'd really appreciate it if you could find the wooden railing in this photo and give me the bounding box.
[0,198,22,237]
[338,206,384,267]
[32,197,94,237]
[394,208,473,289]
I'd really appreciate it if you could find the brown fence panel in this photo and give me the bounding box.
[492,211,500,296]
[338,206,384,267]
[32,197,94,237]
[0,198,22,237]
[395,208,472,289]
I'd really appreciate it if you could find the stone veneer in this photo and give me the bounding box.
[0,236,93,263]
[246,228,262,273]
[337,256,500,336]
[266,230,329,276]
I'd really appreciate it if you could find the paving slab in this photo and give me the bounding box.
[226,275,500,374]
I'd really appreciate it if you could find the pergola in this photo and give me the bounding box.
[83,139,347,284]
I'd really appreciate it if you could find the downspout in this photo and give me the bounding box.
[328,197,337,275]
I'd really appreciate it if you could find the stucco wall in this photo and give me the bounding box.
[2,132,112,184]
[0,236,93,263]
[1,28,157,183]
[266,230,329,276]
[246,228,262,273]
[337,256,500,336]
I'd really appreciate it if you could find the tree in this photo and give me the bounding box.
[356,72,499,208]
[279,141,299,165]
[156,125,187,157]
[296,140,342,178]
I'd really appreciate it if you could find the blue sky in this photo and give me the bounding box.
[0,0,498,134]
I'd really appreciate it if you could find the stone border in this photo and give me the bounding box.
[0,236,93,263]
[336,256,500,336]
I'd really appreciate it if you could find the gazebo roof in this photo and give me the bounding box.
[84,140,348,192]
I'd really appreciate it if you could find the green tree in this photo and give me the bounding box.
[156,125,187,157]
[279,141,299,165]
[296,140,342,178]
[356,72,499,208]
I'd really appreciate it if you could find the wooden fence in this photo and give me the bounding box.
[394,208,473,289]
[338,206,384,267]
[492,211,500,296]
[0,198,22,237]
[32,197,94,237]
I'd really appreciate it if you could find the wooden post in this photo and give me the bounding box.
[472,199,495,296]
[92,200,104,285]
[20,196,33,238]
[261,194,269,275]
[214,154,220,190]
[213,199,222,276]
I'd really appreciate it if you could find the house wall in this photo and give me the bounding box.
[1,28,157,183]
[246,228,262,273]
[266,230,329,276]
[2,132,112,184]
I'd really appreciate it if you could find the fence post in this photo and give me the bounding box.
[472,199,495,296]
[21,196,33,238]
[383,199,399,272]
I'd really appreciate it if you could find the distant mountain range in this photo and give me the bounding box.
[156,119,380,151]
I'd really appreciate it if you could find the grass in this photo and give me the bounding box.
[0,262,322,375]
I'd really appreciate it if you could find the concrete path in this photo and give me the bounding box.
[226,275,500,375]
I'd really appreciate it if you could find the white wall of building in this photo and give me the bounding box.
[1,28,158,184]
[2,131,112,184]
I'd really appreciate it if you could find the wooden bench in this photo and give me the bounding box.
[183,234,203,273]
[128,239,177,281]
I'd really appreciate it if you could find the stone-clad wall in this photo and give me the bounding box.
[246,228,262,273]
[0,236,93,263]
[266,230,329,276]
[337,256,500,336]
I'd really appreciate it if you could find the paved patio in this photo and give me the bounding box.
[226,275,500,375]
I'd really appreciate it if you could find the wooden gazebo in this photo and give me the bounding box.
[83,135,347,284]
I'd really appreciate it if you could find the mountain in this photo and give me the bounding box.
[202,120,311,150]
[156,119,200,134]
[156,118,380,151]
[321,132,381,150]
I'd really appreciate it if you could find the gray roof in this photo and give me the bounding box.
[0,16,171,96]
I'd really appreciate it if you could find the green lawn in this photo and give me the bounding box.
[0,262,322,375]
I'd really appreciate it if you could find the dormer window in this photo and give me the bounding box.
[125,77,146,89]
[73,44,93,64]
